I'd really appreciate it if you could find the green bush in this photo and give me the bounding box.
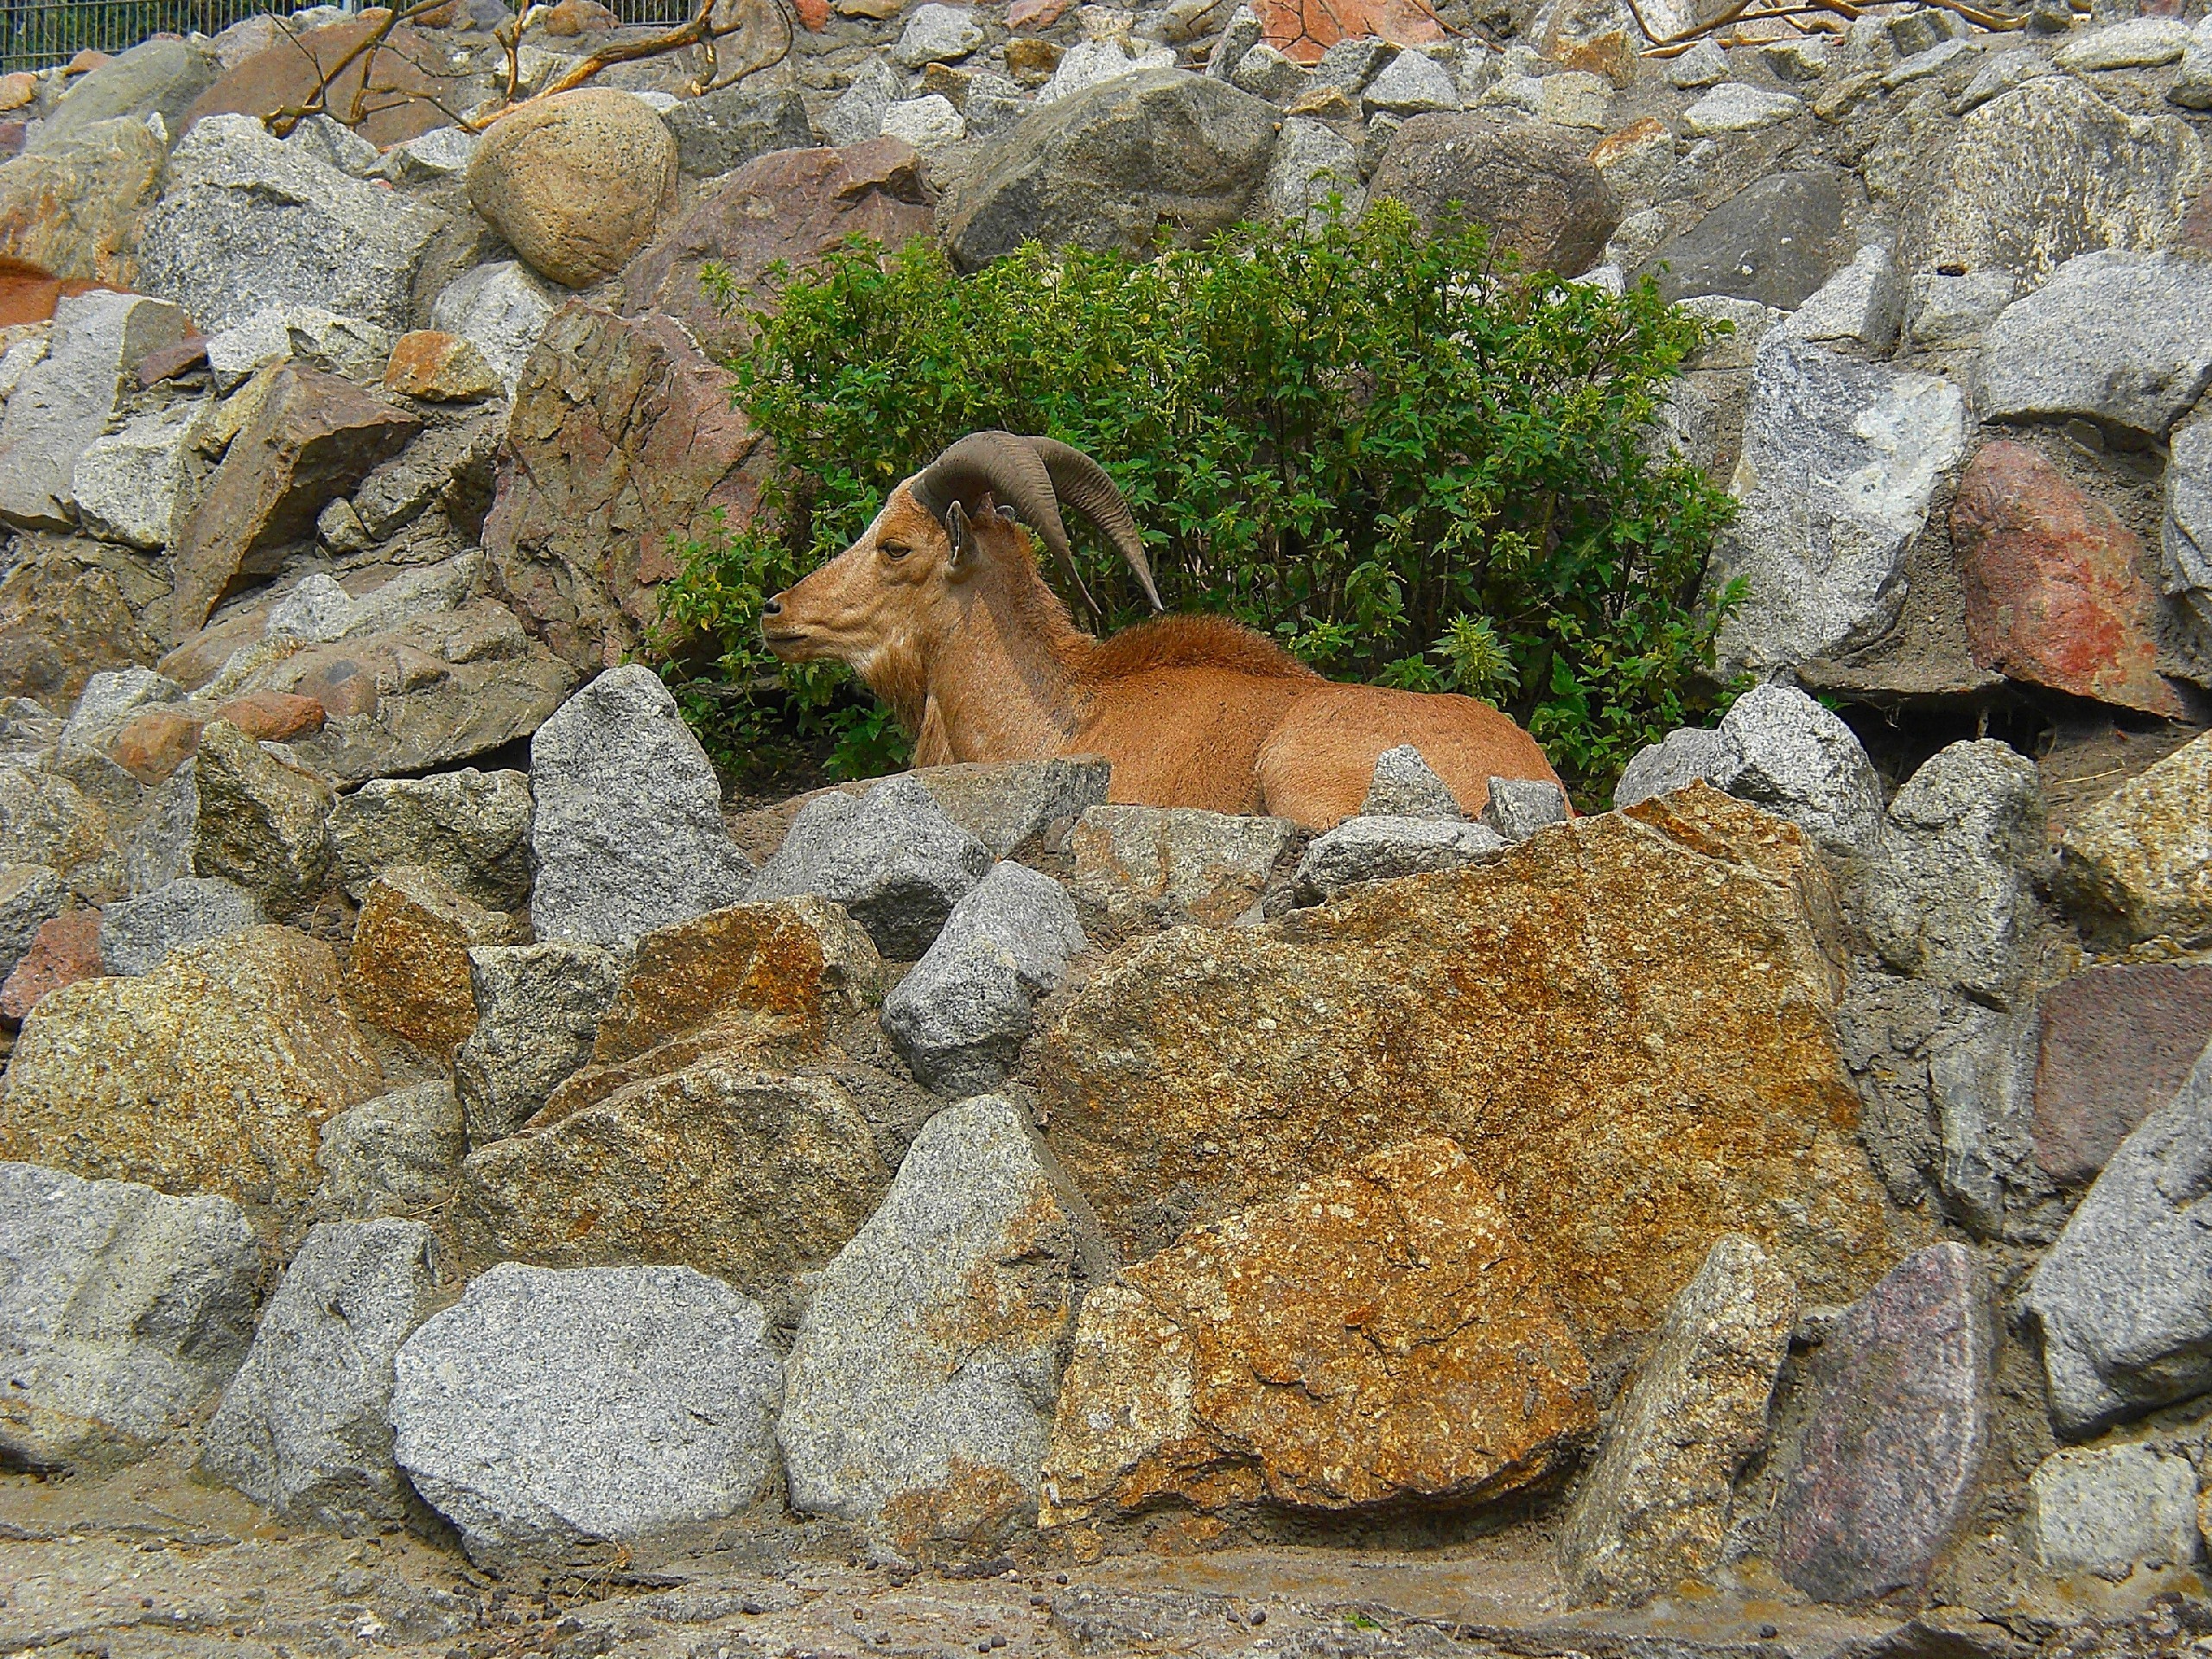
[653,201,1743,802]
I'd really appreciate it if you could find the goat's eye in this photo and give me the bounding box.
[880,543,911,561]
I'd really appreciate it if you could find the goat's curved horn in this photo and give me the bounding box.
[1028,437,1163,613]
[912,431,1097,617]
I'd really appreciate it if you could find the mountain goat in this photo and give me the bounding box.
[760,432,1565,829]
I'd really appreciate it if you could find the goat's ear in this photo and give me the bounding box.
[944,499,976,570]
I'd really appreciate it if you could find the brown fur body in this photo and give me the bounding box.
[762,480,1564,830]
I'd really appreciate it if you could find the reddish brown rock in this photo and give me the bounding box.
[110,708,205,783]
[0,110,166,285]
[382,329,499,402]
[347,866,513,1053]
[481,303,770,671]
[540,0,618,29]
[0,546,158,709]
[0,908,103,1023]
[1007,0,1071,26]
[1950,442,2185,717]
[0,73,35,111]
[1257,0,1444,62]
[137,336,209,388]
[1039,1137,1593,1526]
[183,20,474,148]
[792,0,831,25]
[619,139,936,361]
[2033,962,2212,1185]
[213,690,325,743]
[171,366,422,632]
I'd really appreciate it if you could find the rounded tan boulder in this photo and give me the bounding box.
[466,89,678,289]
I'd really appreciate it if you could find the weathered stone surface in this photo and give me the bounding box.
[184,20,474,149]
[0,765,118,900]
[315,1081,465,1219]
[1611,726,1737,810]
[453,942,625,1146]
[1857,741,2043,1007]
[1040,1137,1592,1523]
[0,861,62,979]
[1037,39,1174,105]
[1906,269,2015,350]
[1367,111,1617,276]
[467,90,677,289]
[137,114,447,337]
[620,140,935,360]
[0,926,384,1213]
[1065,804,1294,938]
[1557,1234,1797,1605]
[1951,441,2184,716]
[1980,251,2212,440]
[1716,688,1878,852]
[201,1218,440,1530]
[892,757,1112,860]
[1038,787,1908,1357]
[2169,417,2212,639]
[0,907,104,1022]
[1361,744,1460,819]
[2024,1042,2212,1435]
[382,329,498,402]
[895,3,986,66]
[1255,0,1443,62]
[1709,332,1968,675]
[2030,1444,2201,1578]
[348,867,513,1055]
[70,402,198,551]
[660,80,812,176]
[0,289,186,530]
[781,1096,1094,1557]
[327,767,531,912]
[1906,79,2204,283]
[942,69,1279,270]
[1786,243,1903,353]
[1771,1242,1993,1604]
[1264,116,1363,229]
[750,775,990,959]
[2033,963,2212,1188]
[1474,779,1567,842]
[171,366,422,632]
[1292,815,1504,902]
[0,115,165,286]
[883,861,1084,1096]
[530,666,753,947]
[483,304,766,671]
[204,304,392,392]
[33,36,216,149]
[0,1161,259,1471]
[2055,729,2212,949]
[391,1263,784,1574]
[1639,170,1851,310]
[1681,82,1801,135]
[97,876,263,976]
[188,720,334,922]
[350,405,502,539]
[1231,41,1309,101]
[0,549,158,711]
[428,260,560,398]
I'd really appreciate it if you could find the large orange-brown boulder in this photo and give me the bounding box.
[466,90,678,289]
[1035,785,1916,1362]
[1039,1137,1593,1526]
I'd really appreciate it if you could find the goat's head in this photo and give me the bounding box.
[760,432,1162,678]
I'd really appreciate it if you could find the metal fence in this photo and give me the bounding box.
[4,0,701,74]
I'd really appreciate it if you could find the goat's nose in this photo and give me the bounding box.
[760,596,783,617]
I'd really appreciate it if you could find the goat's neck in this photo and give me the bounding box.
[911,582,1089,763]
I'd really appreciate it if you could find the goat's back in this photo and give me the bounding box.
[1256,683,1564,828]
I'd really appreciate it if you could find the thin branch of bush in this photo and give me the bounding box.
[1626,0,2075,55]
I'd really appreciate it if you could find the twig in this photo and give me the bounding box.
[1626,0,2024,54]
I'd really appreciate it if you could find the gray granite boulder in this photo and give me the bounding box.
[1265,117,1364,231]
[98,876,265,976]
[2024,1040,2212,1435]
[428,260,561,397]
[1980,251,2212,440]
[1360,745,1462,820]
[882,862,1085,1096]
[29,35,216,149]
[1717,683,1883,856]
[451,942,626,1147]
[200,1218,440,1530]
[779,1096,1095,1558]
[314,1082,467,1219]
[1292,816,1504,903]
[2029,1443,2201,1577]
[391,1262,785,1574]
[1612,727,1738,810]
[1479,777,1568,842]
[661,82,812,177]
[2166,417,2212,636]
[529,666,754,947]
[327,767,533,912]
[0,1161,260,1470]
[749,775,990,959]
[0,863,64,980]
[1638,169,1851,311]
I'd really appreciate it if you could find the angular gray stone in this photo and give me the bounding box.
[314,1081,466,1219]
[1681,83,1802,136]
[2165,419,2212,635]
[1265,118,1363,230]
[287,113,384,178]
[963,73,1025,140]
[1065,804,1295,937]
[0,763,121,901]
[779,1095,1094,1556]
[824,59,901,146]
[1205,5,1262,82]
[98,876,264,976]
[1905,270,2016,351]
[0,289,188,530]
[1360,745,1461,821]
[452,942,626,1147]
[69,402,200,550]
[30,36,215,149]
[1785,244,1904,353]
[391,1262,785,1573]
[749,774,990,960]
[200,1218,440,1530]
[1368,111,1619,276]
[1716,682,1882,856]
[202,304,392,392]
[2176,20,2212,111]
[428,259,561,398]
[906,756,1111,860]
[1040,39,1174,105]
[2055,16,2196,73]
[943,69,1279,271]
[1230,42,1307,102]
[1558,1234,1797,1605]
[1612,727,1738,810]
[2029,1444,2201,1576]
[881,94,964,151]
[1980,251,2212,440]
[1857,741,2043,1007]
[894,3,986,68]
[1639,170,1851,312]
[1709,332,1968,674]
[1362,48,1457,116]
[0,863,64,980]
[2024,1041,2212,1435]
[1772,1241,1993,1603]
[0,1161,260,1470]
[59,668,181,753]
[136,113,448,337]
[327,767,533,912]
[1667,39,1730,87]
[189,719,335,923]
[882,861,1085,1096]
[1313,36,1395,94]
[122,766,197,897]
[529,666,753,948]
[662,82,813,176]
[1292,816,1505,903]
[1479,776,1568,842]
